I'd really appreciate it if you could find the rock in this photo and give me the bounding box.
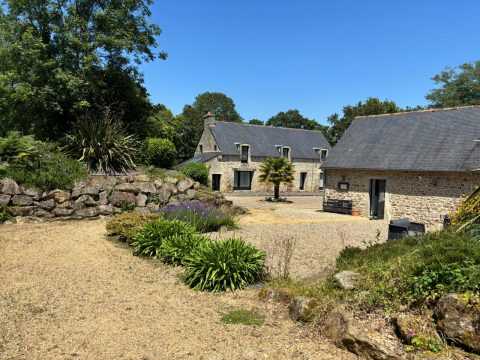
[52,208,74,217]
[75,195,96,206]
[177,179,194,193]
[98,204,114,215]
[12,206,37,216]
[134,207,151,214]
[164,176,178,185]
[57,200,84,211]
[136,193,148,207]
[139,182,156,194]
[186,189,196,200]
[37,199,56,211]
[73,208,99,217]
[71,186,100,199]
[22,188,42,200]
[11,195,34,206]
[156,187,173,205]
[97,191,109,205]
[108,191,136,207]
[0,179,21,195]
[0,194,11,206]
[258,288,292,303]
[193,181,200,190]
[34,208,54,218]
[324,307,403,360]
[394,313,440,344]
[148,203,160,212]
[154,179,163,189]
[44,189,71,204]
[334,271,360,290]
[289,296,319,322]
[115,183,141,193]
[434,293,480,351]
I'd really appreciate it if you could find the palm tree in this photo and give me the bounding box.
[258,157,294,200]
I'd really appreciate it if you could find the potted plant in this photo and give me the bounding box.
[351,209,360,216]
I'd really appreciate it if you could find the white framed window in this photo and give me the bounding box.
[281,146,290,159]
[320,149,328,161]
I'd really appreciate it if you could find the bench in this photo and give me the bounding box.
[388,218,426,240]
[323,199,352,215]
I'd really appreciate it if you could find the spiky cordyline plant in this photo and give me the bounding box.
[65,109,140,174]
[258,157,294,199]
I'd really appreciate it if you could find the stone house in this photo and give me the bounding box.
[181,113,332,193]
[321,106,480,229]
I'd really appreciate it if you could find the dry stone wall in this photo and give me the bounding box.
[0,175,233,222]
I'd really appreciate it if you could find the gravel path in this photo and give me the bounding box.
[0,219,355,360]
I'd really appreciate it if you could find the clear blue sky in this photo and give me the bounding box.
[140,0,480,125]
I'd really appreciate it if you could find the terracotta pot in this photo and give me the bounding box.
[351,210,360,216]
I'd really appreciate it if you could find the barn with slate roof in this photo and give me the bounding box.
[322,106,480,228]
[180,112,331,193]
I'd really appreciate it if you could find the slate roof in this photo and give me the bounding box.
[177,151,220,168]
[210,122,331,159]
[322,106,480,172]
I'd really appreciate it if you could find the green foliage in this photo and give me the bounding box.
[220,309,266,326]
[327,97,401,145]
[427,61,480,108]
[141,138,177,168]
[258,157,294,199]
[106,212,160,244]
[180,162,209,186]
[0,132,86,190]
[266,109,325,131]
[450,187,480,229]
[65,110,140,174]
[248,119,264,126]
[406,335,443,353]
[0,205,15,223]
[158,233,208,266]
[131,218,198,258]
[184,237,267,292]
[0,0,163,139]
[143,104,182,141]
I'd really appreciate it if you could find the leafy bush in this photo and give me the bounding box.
[0,132,86,190]
[221,309,265,326]
[65,110,140,174]
[141,138,177,168]
[131,218,198,258]
[158,200,236,232]
[180,162,209,186]
[158,233,208,265]
[106,212,160,244]
[450,187,480,228]
[184,237,267,292]
[0,205,15,223]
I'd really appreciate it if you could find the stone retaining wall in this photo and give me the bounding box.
[0,174,233,221]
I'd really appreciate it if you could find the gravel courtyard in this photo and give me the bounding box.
[0,196,384,360]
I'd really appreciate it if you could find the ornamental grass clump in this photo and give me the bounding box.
[184,237,267,292]
[158,233,208,266]
[158,200,236,232]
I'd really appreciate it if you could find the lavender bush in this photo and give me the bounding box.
[158,201,237,233]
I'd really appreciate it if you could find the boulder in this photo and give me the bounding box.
[98,204,114,215]
[97,191,109,205]
[164,176,178,185]
[324,307,403,360]
[34,208,54,218]
[0,179,21,195]
[73,208,99,217]
[134,207,151,214]
[75,195,96,206]
[156,186,173,205]
[0,194,11,206]
[154,179,163,189]
[11,195,34,206]
[115,183,142,193]
[139,182,156,194]
[52,208,74,217]
[186,189,197,200]
[12,206,36,216]
[71,186,100,199]
[334,271,360,290]
[434,293,480,351]
[37,199,56,211]
[289,296,319,322]
[193,181,200,190]
[148,203,160,212]
[108,191,136,207]
[44,189,71,204]
[136,193,148,207]
[57,200,84,211]
[177,179,194,193]
[258,288,292,303]
[394,313,441,344]
[22,188,42,200]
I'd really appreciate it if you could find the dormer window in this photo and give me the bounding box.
[240,145,250,163]
[282,147,290,159]
[199,144,203,154]
[320,149,328,161]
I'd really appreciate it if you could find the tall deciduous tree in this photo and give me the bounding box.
[327,98,400,145]
[427,61,480,108]
[0,0,164,139]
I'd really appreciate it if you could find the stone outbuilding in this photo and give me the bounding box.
[321,106,480,229]
[181,113,332,193]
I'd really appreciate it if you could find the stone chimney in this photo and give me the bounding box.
[203,111,216,129]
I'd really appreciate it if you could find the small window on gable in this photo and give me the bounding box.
[199,144,203,154]
[282,147,290,159]
[320,149,328,161]
[214,144,218,151]
[240,145,249,163]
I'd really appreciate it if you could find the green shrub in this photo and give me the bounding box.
[220,309,265,326]
[158,233,208,265]
[180,162,209,186]
[184,237,267,292]
[0,205,15,223]
[106,212,160,244]
[141,138,177,168]
[65,109,140,174]
[131,218,198,258]
[0,132,86,190]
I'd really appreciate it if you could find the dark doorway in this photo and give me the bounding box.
[234,171,253,190]
[369,179,386,219]
[212,174,221,191]
[299,172,307,191]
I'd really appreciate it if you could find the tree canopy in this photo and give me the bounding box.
[0,0,163,139]
[248,119,264,125]
[258,157,294,200]
[426,61,480,108]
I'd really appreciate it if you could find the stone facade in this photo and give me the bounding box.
[324,169,480,229]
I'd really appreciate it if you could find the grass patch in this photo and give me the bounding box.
[220,309,265,326]
[143,166,186,182]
